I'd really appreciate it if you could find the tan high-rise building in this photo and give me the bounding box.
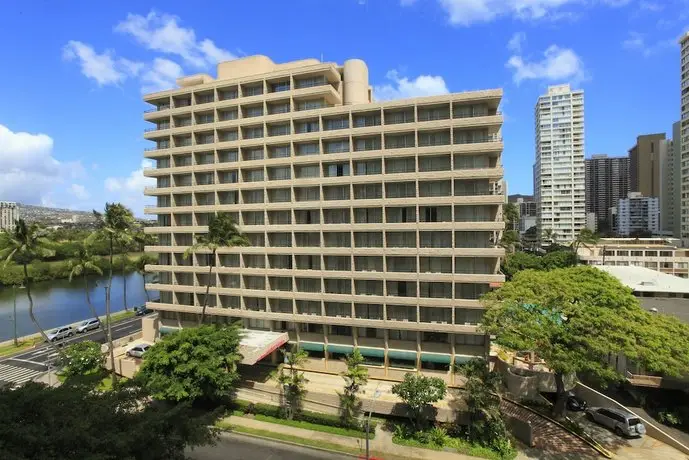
[629,133,665,199]
[141,55,505,383]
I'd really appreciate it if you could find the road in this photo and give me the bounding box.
[187,432,351,460]
[0,315,144,387]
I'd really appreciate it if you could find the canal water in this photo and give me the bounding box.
[0,273,159,342]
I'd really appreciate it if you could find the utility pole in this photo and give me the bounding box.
[12,284,18,347]
[365,384,382,460]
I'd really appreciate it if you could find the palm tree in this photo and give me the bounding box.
[134,254,156,302]
[274,345,309,420]
[0,219,59,352]
[571,228,600,255]
[541,228,556,247]
[67,242,103,328]
[338,349,368,428]
[90,203,135,385]
[183,213,249,324]
[133,229,156,253]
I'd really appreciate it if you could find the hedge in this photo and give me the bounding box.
[232,400,377,432]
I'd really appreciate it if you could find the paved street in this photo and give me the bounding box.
[187,432,351,460]
[0,315,144,388]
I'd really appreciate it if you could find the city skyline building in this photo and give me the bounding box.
[0,201,18,231]
[680,32,689,246]
[584,154,629,234]
[629,133,665,200]
[534,84,586,244]
[617,192,660,236]
[141,55,505,382]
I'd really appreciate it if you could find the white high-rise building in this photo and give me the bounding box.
[617,193,660,236]
[534,84,585,244]
[680,33,689,245]
[0,201,18,230]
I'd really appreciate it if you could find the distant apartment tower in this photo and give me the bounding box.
[629,134,665,199]
[0,201,18,230]
[534,84,585,244]
[673,121,684,237]
[508,194,536,234]
[584,154,629,233]
[141,55,505,381]
[659,133,681,237]
[680,32,689,245]
[617,193,660,236]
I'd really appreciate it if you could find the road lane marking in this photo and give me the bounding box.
[8,358,48,366]
[0,363,44,385]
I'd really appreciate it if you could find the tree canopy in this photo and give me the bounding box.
[392,373,447,430]
[136,324,243,402]
[501,250,577,279]
[0,381,218,460]
[57,341,104,378]
[481,265,689,416]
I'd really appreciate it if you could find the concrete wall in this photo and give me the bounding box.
[574,382,689,456]
[495,357,575,400]
[506,416,534,447]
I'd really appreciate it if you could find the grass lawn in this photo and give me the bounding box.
[216,422,368,457]
[108,310,136,322]
[0,337,43,357]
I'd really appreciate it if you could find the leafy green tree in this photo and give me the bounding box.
[502,203,519,230]
[0,219,58,351]
[91,203,135,385]
[133,229,157,252]
[500,229,521,254]
[338,349,368,428]
[183,213,249,324]
[68,242,104,326]
[541,228,556,246]
[275,345,309,420]
[0,381,218,460]
[456,359,513,457]
[57,340,104,378]
[391,373,447,430]
[541,250,578,270]
[481,266,689,418]
[502,251,542,279]
[137,324,242,402]
[571,228,600,254]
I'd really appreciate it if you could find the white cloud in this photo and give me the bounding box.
[70,184,90,200]
[62,41,142,86]
[506,45,587,85]
[406,0,630,26]
[0,124,84,205]
[104,160,156,216]
[140,58,184,93]
[373,70,449,101]
[508,32,526,53]
[115,11,236,67]
[622,31,674,57]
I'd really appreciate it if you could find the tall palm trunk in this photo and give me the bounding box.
[198,249,215,325]
[106,237,117,386]
[83,274,107,337]
[142,272,151,302]
[122,252,128,312]
[24,264,61,355]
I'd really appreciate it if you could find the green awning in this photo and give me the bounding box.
[421,353,451,364]
[159,326,180,335]
[327,344,354,355]
[387,350,417,361]
[454,355,481,364]
[357,347,385,358]
[298,342,325,352]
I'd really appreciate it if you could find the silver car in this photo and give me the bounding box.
[76,318,100,333]
[46,326,74,342]
[126,344,151,358]
[586,407,646,437]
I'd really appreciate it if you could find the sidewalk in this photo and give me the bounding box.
[221,414,482,460]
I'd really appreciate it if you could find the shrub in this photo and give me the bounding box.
[429,427,448,446]
[659,410,682,426]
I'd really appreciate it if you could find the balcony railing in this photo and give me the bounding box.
[144,105,170,114]
[454,134,502,145]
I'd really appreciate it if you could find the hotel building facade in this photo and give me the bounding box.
[141,55,505,384]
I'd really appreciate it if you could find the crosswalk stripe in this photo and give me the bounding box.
[0,363,44,385]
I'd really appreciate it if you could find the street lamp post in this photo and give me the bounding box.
[365,383,382,460]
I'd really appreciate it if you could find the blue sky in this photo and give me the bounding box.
[0,0,686,216]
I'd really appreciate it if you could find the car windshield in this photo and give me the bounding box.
[50,329,59,334]
[80,321,89,326]
[628,418,641,425]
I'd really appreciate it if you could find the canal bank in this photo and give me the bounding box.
[0,272,159,342]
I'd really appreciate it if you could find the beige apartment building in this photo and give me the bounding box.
[141,55,505,384]
[0,201,18,231]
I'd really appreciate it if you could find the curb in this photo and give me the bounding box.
[218,426,361,458]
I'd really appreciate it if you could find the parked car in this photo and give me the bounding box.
[46,326,74,342]
[76,318,100,333]
[586,407,646,437]
[126,344,151,358]
[566,392,587,411]
[135,306,152,316]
